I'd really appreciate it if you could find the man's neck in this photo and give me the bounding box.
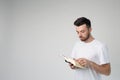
[84,35,94,43]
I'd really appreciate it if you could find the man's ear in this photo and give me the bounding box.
[89,27,92,32]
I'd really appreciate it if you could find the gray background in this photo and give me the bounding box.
[0,0,120,80]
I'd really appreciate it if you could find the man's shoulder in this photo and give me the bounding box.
[94,39,107,48]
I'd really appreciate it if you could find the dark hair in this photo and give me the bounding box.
[74,17,91,28]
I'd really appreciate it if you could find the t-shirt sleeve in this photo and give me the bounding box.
[98,44,110,65]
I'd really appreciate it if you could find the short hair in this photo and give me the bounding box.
[74,17,91,28]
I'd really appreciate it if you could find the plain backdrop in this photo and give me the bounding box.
[0,0,120,80]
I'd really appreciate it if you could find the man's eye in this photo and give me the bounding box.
[81,31,85,33]
[76,31,79,34]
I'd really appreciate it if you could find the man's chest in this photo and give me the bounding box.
[75,45,99,60]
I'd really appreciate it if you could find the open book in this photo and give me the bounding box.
[63,55,84,68]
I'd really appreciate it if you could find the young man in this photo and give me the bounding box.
[69,17,111,80]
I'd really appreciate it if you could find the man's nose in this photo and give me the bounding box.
[78,33,82,37]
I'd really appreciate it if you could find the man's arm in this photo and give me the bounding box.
[89,61,111,75]
[76,58,111,76]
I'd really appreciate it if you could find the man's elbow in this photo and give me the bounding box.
[103,63,111,76]
[105,68,111,76]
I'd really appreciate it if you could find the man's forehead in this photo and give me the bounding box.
[76,24,87,30]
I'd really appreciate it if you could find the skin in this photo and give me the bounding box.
[69,24,111,76]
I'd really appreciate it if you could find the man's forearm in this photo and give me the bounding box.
[89,61,111,75]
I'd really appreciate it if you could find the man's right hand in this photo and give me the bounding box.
[69,63,76,69]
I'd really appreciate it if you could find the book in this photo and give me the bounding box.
[63,55,84,68]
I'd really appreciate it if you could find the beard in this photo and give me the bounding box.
[79,33,90,41]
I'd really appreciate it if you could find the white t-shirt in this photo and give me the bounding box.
[71,39,110,80]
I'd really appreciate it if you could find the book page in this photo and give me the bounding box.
[63,55,84,68]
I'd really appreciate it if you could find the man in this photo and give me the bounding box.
[69,17,111,80]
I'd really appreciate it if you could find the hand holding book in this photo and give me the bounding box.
[63,55,85,69]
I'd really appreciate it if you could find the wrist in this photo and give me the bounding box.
[89,61,93,68]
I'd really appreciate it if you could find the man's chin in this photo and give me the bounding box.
[79,38,88,41]
[80,38,86,41]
